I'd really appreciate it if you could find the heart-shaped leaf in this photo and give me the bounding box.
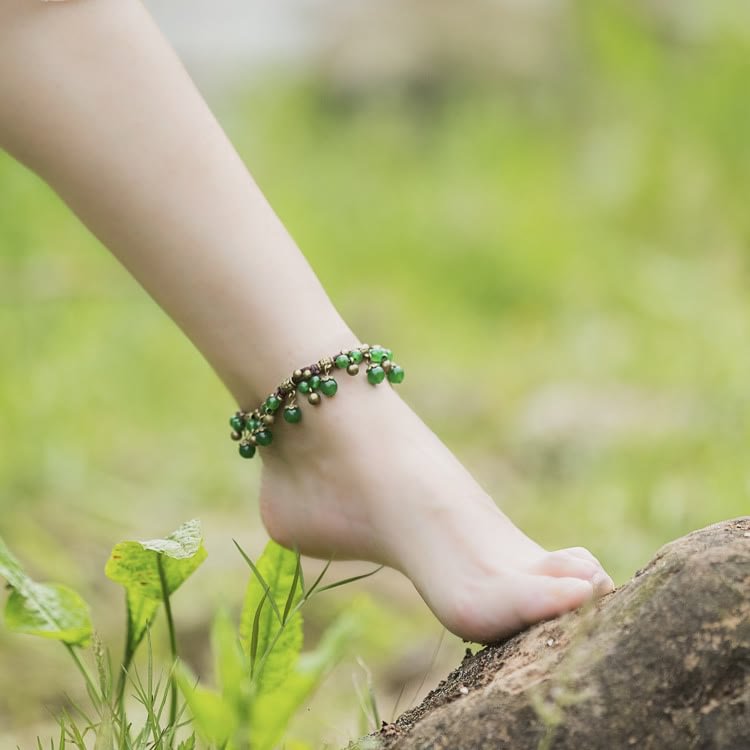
[104,519,207,655]
[0,535,92,646]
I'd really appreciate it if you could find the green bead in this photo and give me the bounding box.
[255,430,273,447]
[283,406,302,423]
[335,354,350,368]
[297,380,311,394]
[388,365,405,384]
[367,366,386,385]
[248,418,260,431]
[349,350,364,364]
[265,395,281,412]
[309,375,321,390]
[320,377,338,397]
[239,442,256,459]
[229,415,245,432]
[369,348,386,363]
[383,348,393,360]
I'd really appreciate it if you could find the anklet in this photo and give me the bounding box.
[228,344,405,459]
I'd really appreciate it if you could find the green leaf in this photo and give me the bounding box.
[0,535,27,590]
[212,608,247,710]
[104,520,207,654]
[250,606,363,750]
[238,541,302,694]
[175,664,236,747]
[5,584,92,645]
[0,535,92,646]
[177,735,196,750]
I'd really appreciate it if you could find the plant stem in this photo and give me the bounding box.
[65,643,101,706]
[116,592,135,716]
[157,554,178,727]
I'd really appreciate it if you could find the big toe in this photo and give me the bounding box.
[443,573,595,643]
[517,574,595,626]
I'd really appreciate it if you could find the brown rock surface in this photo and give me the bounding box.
[375,518,750,750]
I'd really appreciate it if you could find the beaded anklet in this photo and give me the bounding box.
[228,344,405,459]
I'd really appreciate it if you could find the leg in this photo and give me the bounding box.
[0,0,612,643]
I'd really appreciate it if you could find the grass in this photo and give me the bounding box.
[2,2,750,745]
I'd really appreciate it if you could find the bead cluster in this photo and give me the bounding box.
[229,344,405,459]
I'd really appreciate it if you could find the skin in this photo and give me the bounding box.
[0,0,613,643]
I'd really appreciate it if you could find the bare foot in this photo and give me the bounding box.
[258,369,613,643]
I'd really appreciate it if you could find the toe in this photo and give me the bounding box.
[516,574,595,626]
[528,550,599,581]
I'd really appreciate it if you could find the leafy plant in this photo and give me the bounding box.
[0,535,95,698]
[179,541,376,750]
[104,519,208,721]
[0,521,377,749]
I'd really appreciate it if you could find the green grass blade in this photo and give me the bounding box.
[249,593,268,676]
[294,544,306,595]
[301,559,332,600]
[233,539,283,626]
[314,565,384,594]
[282,551,302,625]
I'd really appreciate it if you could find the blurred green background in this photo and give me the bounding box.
[2,1,750,746]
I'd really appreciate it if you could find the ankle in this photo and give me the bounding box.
[262,371,407,468]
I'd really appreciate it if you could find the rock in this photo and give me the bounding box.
[375,518,750,750]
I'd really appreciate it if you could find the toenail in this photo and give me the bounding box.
[591,571,614,593]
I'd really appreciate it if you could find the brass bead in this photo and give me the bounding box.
[249,434,258,444]
[230,430,242,441]
[262,414,275,426]
[381,359,392,372]
[292,369,304,383]
[308,391,321,405]
[303,368,312,379]
[347,363,359,376]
